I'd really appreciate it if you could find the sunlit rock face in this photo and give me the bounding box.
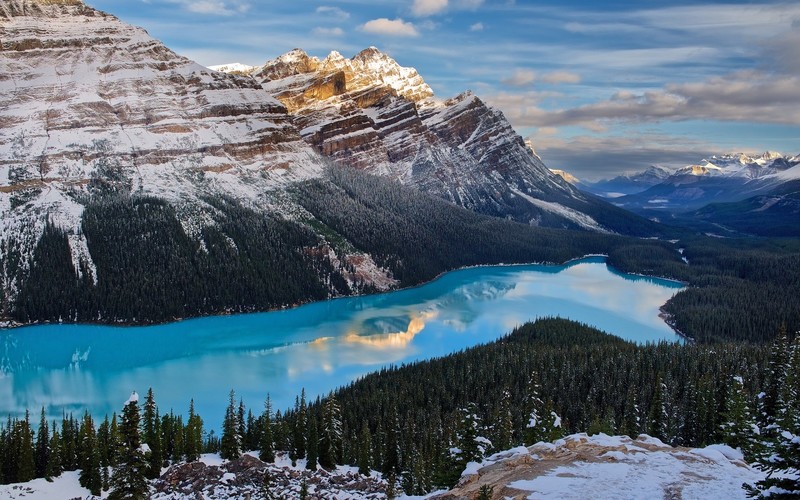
[249,48,601,229]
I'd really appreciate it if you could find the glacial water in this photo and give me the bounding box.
[0,257,684,431]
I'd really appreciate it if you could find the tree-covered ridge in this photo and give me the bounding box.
[0,319,797,496]
[5,166,800,343]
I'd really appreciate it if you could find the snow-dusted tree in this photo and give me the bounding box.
[78,411,102,495]
[221,390,242,461]
[142,388,162,479]
[745,332,800,498]
[648,376,667,441]
[523,372,546,445]
[291,390,307,464]
[108,391,149,500]
[493,389,514,450]
[357,420,372,476]
[259,395,275,463]
[319,394,343,468]
[720,376,757,461]
[46,427,62,479]
[305,416,318,471]
[621,386,641,438]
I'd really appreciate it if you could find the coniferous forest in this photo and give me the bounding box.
[7,167,799,344]
[1,318,798,496]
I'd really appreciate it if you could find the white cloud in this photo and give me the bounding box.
[360,18,419,37]
[501,69,536,87]
[312,27,345,37]
[169,0,250,16]
[539,71,581,84]
[529,133,720,180]
[412,0,448,17]
[490,71,800,130]
[315,6,350,20]
[469,22,484,32]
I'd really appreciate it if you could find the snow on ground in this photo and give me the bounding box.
[0,471,93,500]
[511,188,609,233]
[439,433,763,500]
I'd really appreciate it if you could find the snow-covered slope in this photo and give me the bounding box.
[0,0,333,301]
[611,152,800,213]
[223,48,652,233]
[435,433,763,500]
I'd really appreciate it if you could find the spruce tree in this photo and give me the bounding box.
[306,416,318,471]
[78,411,102,496]
[16,411,36,483]
[259,395,275,463]
[221,390,241,461]
[142,388,162,479]
[720,375,757,460]
[185,400,203,462]
[46,427,62,479]
[357,421,372,476]
[35,408,50,478]
[493,389,514,451]
[320,394,343,469]
[108,392,149,500]
[648,376,667,441]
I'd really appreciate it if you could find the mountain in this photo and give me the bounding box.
[683,178,800,237]
[609,152,800,215]
[583,166,673,197]
[221,47,661,235]
[0,0,660,326]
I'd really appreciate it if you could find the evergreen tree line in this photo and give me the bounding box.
[273,318,775,491]
[0,319,798,496]
[5,166,799,344]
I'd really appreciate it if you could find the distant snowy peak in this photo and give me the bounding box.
[675,152,799,180]
[208,62,255,74]
[244,47,434,105]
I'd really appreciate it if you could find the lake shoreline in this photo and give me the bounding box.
[0,254,686,333]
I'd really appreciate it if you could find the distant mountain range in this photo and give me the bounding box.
[562,152,800,236]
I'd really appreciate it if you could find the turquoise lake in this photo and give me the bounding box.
[0,257,684,431]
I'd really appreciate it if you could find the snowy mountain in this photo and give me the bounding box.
[609,152,800,214]
[583,166,674,197]
[0,0,659,325]
[220,47,658,234]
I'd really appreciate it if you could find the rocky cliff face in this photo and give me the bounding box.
[247,48,614,231]
[0,0,390,309]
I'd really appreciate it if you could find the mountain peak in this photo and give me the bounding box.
[1,0,88,18]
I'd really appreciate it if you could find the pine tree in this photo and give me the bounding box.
[259,395,275,463]
[142,389,162,479]
[523,372,546,445]
[357,421,372,476]
[621,386,641,438]
[648,376,667,441]
[237,399,247,451]
[720,376,757,460]
[320,394,343,469]
[493,389,514,450]
[78,411,102,496]
[16,411,36,483]
[746,334,800,497]
[97,415,112,490]
[221,390,241,461]
[35,408,50,478]
[185,400,203,462]
[108,392,149,500]
[46,427,62,479]
[306,416,318,471]
[291,390,307,464]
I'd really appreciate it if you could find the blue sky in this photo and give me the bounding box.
[87,0,800,179]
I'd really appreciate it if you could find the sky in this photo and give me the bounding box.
[86,0,800,180]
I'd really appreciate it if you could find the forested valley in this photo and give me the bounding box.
[1,318,798,496]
